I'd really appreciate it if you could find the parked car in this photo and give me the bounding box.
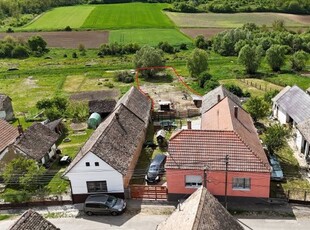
[269,154,284,181]
[84,194,126,216]
[145,154,167,183]
[58,155,72,165]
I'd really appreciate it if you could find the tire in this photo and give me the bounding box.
[111,211,118,216]
[86,211,93,216]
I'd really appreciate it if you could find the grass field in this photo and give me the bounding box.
[166,12,309,28]
[110,29,192,46]
[24,6,95,30]
[82,3,173,29]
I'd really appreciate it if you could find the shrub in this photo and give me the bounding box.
[2,190,31,203]
[6,27,14,33]
[72,52,78,58]
[290,50,309,71]
[158,41,175,54]
[114,71,134,83]
[64,26,72,31]
[104,82,114,88]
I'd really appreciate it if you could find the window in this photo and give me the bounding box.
[232,178,250,190]
[185,175,202,187]
[87,181,108,193]
[95,162,99,166]
[85,162,90,167]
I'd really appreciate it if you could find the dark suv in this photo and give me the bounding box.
[145,154,167,183]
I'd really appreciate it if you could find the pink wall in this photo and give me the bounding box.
[166,169,270,198]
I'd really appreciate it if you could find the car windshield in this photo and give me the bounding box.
[149,165,159,172]
[105,196,117,208]
[272,164,282,171]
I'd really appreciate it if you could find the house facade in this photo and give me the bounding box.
[166,88,270,201]
[272,85,310,160]
[0,94,14,121]
[63,87,151,203]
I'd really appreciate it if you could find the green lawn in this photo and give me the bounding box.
[82,3,173,29]
[24,6,95,30]
[166,12,309,28]
[110,29,192,46]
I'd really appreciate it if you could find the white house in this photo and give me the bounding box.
[63,87,151,203]
[272,85,310,159]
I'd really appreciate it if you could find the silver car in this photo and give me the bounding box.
[84,194,126,216]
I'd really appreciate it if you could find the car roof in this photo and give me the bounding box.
[85,194,109,203]
[151,154,166,165]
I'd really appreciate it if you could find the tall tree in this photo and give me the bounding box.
[245,96,269,122]
[266,45,286,72]
[187,48,208,78]
[263,124,290,154]
[290,50,309,71]
[238,45,263,74]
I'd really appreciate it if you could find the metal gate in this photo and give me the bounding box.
[130,185,167,200]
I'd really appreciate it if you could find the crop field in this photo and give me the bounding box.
[23,3,173,31]
[166,12,310,28]
[24,6,95,30]
[82,3,173,29]
[110,29,192,46]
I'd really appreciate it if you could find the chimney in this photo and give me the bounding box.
[187,120,192,130]
[234,106,238,119]
[217,95,221,102]
[17,124,23,135]
[115,112,119,119]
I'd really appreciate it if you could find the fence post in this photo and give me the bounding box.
[304,191,307,201]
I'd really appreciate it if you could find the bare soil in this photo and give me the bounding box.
[278,13,310,24]
[181,28,227,38]
[0,31,109,48]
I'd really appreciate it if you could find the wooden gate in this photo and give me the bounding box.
[130,185,167,200]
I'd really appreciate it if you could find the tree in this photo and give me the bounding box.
[194,35,210,50]
[245,96,269,121]
[225,84,244,97]
[27,35,47,53]
[3,157,46,191]
[198,71,212,88]
[266,45,286,72]
[133,45,165,78]
[187,48,208,78]
[264,90,279,104]
[290,50,309,71]
[263,124,290,154]
[238,45,263,74]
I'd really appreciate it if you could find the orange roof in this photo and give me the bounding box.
[167,97,270,173]
[0,119,19,153]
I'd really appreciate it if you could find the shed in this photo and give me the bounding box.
[192,95,202,108]
[87,112,101,129]
[158,101,172,111]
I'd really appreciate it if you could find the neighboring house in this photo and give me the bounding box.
[157,186,244,230]
[166,92,270,201]
[89,99,116,119]
[201,85,241,114]
[0,94,14,121]
[11,123,59,165]
[9,209,59,230]
[45,118,65,135]
[0,119,19,171]
[272,85,310,159]
[63,86,151,203]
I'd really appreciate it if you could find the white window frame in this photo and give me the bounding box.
[232,177,251,190]
[87,181,108,193]
[185,175,202,188]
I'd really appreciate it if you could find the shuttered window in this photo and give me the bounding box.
[185,175,202,187]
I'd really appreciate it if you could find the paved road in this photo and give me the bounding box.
[239,218,310,230]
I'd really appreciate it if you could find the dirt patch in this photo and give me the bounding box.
[24,76,38,88]
[278,13,310,25]
[181,28,226,38]
[70,123,88,131]
[0,31,109,48]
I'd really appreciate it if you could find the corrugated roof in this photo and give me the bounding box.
[14,123,59,161]
[271,86,291,102]
[64,86,151,176]
[201,85,242,114]
[297,119,310,143]
[0,119,19,153]
[9,210,58,230]
[157,187,244,230]
[273,85,310,124]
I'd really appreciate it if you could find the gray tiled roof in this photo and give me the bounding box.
[9,210,59,230]
[201,85,242,114]
[274,85,310,124]
[89,99,116,114]
[297,119,310,143]
[14,123,59,161]
[157,187,244,230]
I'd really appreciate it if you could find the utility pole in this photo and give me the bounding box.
[224,155,229,209]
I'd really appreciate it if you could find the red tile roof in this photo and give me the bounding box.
[167,97,270,173]
[0,119,19,153]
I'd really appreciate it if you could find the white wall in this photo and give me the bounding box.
[66,152,124,195]
[48,144,57,159]
[277,106,288,125]
[296,129,304,152]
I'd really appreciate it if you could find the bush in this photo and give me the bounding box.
[6,27,14,33]
[64,26,72,31]
[114,71,134,83]
[72,52,78,58]
[11,45,29,58]
[104,82,114,88]
[158,41,175,54]
[2,190,31,203]
[290,50,309,71]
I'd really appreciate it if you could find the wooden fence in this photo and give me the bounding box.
[130,185,167,200]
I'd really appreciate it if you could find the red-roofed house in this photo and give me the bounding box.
[166,94,270,201]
